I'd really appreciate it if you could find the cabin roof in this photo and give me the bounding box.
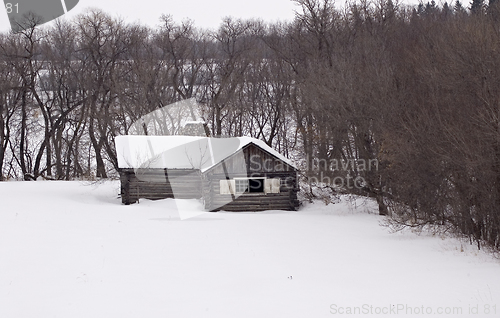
[115,135,296,172]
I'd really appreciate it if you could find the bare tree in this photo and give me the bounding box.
[75,9,130,177]
[202,17,257,136]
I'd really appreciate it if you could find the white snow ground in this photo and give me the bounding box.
[0,181,499,318]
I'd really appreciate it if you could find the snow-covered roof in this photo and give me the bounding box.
[115,135,296,172]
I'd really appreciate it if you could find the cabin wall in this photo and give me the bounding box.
[203,143,299,212]
[208,144,295,176]
[204,171,299,211]
[119,168,202,205]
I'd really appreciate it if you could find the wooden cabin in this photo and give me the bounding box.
[115,135,299,211]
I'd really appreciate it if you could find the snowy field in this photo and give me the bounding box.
[0,181,499,318]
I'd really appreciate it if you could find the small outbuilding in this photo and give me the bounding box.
[115,135,299,211]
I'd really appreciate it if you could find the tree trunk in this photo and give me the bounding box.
[20,91,29,180]
[376,194,388,216]
[89,121,107,178]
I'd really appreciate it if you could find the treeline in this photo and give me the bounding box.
[1,0,499,250]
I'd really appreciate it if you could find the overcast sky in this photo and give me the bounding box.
[1,0,419,33]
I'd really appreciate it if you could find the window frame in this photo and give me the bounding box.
[219,177,281,195]
[233,177,266,194]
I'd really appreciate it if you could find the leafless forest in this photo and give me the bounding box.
[1,0,500,251]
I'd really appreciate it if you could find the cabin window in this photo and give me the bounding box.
[249,178,265,193]
[235,179,249,193]
[235,178,264,193]
[220,178,280,194]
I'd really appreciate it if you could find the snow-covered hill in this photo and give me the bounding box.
[0,181,498,317]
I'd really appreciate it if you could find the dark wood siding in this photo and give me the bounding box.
[119,168,202,205]
[208,143,295,176]
[204,172,299,211]
[203,144,299,211]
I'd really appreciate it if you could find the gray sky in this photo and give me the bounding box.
[0,0,297,32]
[1,0,419,33]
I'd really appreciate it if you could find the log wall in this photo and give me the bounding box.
[119,168,202,205]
